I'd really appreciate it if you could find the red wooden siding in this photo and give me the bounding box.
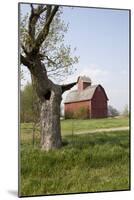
[91,86,107,118]
[65,100,91,118]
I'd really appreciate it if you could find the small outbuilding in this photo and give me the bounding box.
[64,76,108,119]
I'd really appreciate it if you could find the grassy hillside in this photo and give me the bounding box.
[20,117,130,196]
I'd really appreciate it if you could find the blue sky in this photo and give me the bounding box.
[20,4,129,112]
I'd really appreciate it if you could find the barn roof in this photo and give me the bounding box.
[65,85,99,103]
[77,76,92,83]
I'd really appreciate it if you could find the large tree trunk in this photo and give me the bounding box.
[29,60,63,151]
[40,86,62,151]
[21,57,76,151]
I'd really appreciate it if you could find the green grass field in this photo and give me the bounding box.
[20,117,130,196]
[21,116,129,137]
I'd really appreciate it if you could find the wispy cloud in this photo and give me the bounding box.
[63,64,109,85]
[78,64,109,85]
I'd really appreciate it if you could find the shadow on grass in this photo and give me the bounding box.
[62,130,129,150]
[61,130,129,169]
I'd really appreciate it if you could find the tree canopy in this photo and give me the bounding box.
[20,4,78,83]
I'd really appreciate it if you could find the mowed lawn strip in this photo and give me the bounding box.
[21,117,129,139]
[20,122,130,196]
[61,117,129,135]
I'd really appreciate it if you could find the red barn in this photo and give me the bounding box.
[64,76,108,119]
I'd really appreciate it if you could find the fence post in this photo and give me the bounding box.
[71,119,74,145]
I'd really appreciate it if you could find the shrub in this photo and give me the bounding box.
[74,107,88,119]
[65,111,74,119]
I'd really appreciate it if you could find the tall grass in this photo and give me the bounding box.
[20,128,130,196]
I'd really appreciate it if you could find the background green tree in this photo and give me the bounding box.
[108,105,120,117]
[20,82,40,123]
[122,105,129,117]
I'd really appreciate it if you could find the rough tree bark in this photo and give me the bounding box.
[20,4,77,151]
[40,85,62,150]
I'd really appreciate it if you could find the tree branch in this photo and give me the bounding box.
[44,55,56,65]
[28,5,37,39]
[45,5,52,21]
[28,4,47,40]
[20,54,31,68]
[33,5,59,54]
[61,82,77,93]
[37,5,47,16]
[21,43,28,56]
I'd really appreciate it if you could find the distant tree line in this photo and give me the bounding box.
[108,105,129,117]
[108,105,119,117]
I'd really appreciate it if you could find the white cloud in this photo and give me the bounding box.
[62,64,109,85]
[78,64,109,85]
